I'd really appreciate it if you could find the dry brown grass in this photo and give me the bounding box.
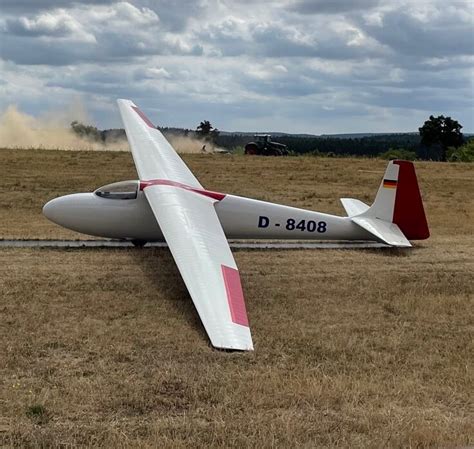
[0,148,473,448]
[1,148,473,238]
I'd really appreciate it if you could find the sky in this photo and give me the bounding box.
[0,0,473,134]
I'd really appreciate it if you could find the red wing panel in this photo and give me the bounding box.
[222,265,249,327]
[131,106,155,129]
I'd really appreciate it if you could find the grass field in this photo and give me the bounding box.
[1,148,473,448]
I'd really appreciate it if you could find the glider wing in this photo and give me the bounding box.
[117,99,253,351]
[117,99,202,187]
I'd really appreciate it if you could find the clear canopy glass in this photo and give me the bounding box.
[94,180,139,200]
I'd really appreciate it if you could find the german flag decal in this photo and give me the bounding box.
[383,179,397,189]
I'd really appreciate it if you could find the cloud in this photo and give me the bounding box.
[0,2,200,65]
[0,0,117,13]
[290,0,381,14]
[87,1,159,27]
[134,67,171,80]
[138,0,204,32]
[198,18,384,60]
[5,10,96,42]
[360,7,474,58]
[0,0,472,134]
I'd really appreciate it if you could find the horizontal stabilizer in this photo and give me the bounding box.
[340,198,369,217]
[351,216,412,247]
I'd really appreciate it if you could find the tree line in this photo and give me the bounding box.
[214,116,471,161]
[71,115,473,161]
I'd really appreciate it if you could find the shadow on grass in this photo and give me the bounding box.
[361,247,412,257]
[362,241,430,257]
[131,247,208,342]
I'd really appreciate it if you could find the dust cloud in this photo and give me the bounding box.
[0,103,129,151]
[167,135,221,154]
[0,103,222,154]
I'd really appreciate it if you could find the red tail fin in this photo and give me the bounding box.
[392,160,429,240]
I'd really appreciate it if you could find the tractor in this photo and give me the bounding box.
[244,134,289,156]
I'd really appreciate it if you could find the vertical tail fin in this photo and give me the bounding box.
[366,160,429,240]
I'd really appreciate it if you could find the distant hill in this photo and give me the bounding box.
[219,131,425,139]
[219,131,318,138]
[320,132,418,139]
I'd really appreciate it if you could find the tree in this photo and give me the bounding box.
[196,120,212,135]
[447,138,474,162]
[419,115,463,161]
[380,148,416,161]
[196,120,219,142]
[70,121,103,142]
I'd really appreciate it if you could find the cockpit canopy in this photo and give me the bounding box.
[94,180,139,200]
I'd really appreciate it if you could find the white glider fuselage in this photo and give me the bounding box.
[43,183,372,242]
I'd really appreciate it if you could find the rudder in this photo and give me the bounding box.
[392,160,429,240]
[365,160,429,240]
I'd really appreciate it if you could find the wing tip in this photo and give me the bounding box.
[117,98,136,107]
[210,330,254,352]
[212,342,254,352]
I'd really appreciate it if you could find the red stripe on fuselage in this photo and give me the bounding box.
[140,179,226,201]
[131,105,156,129]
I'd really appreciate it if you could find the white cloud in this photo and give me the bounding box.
[6,9,96,42]
[0,0,472,133]
[139,67,171,79]
[86,1,159,26]
[290,0,381,15]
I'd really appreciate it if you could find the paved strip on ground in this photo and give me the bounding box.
[0,240,390,249]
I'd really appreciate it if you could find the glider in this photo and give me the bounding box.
[43,99,430,351]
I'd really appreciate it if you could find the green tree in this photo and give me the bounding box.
[419,115,464,161]
[447,139,474,162]
[196,120,219,142]
[380,148,416,161]
[70,121,103,142]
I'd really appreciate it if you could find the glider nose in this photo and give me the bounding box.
[43,193,95,230]
[42,197,63,224]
